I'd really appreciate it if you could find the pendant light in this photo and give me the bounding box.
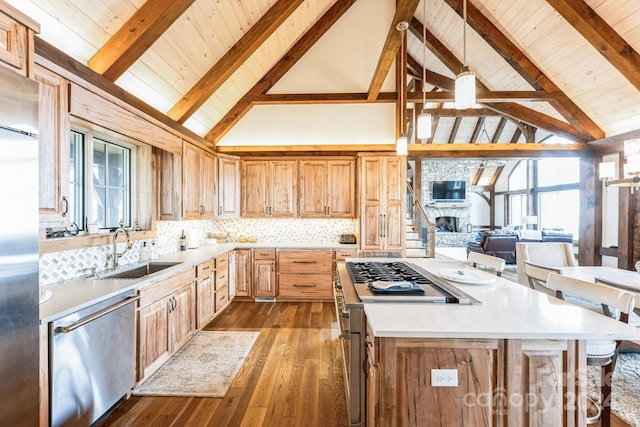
[455,0,476,110]
[396,21,409,156]
[416,0,432,140]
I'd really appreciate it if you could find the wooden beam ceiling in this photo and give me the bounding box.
[545,0,640,92]
[367,0,421,101]
[167,0,303,124]
[407,90,562,102]
[87,0,196,81]
[441,0,603,141]
[205,0,358,144]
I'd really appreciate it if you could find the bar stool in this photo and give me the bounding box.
[467,251,505,277]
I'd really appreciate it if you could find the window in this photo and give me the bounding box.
[536,158,579,187]
[509,194,527,226]
[70,127,134,230]
[539,189,579,238]
[508,161,528,190]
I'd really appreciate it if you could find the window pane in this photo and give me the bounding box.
[107,188,125,227]
[539,190,579,239]
[107,144,125,187]
[90,186,106,228]
[509,194,526,225]
[509,161,527,190]
[93,141,106,186]
[537,158,579,187]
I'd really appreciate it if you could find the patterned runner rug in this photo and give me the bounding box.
[134,330,259,397]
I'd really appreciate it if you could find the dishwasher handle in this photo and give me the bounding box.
[56,296,140,334]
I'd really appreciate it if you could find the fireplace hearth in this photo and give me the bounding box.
[435,216,460,232]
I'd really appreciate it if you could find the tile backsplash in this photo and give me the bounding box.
[40,218,356,286]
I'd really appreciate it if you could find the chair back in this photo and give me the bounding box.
[468,251,505,276]
[546,273,635,322]
[523,261,562,294]
[515,241,576,286]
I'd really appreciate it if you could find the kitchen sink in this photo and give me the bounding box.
[98,262,182,279]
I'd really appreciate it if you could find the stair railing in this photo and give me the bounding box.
[407,182,436,258]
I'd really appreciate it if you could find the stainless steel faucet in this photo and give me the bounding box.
[108,221,132,270]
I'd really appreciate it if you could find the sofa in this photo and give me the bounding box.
[466,229,573,265]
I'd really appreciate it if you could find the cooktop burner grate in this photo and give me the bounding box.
[346,261,434,285]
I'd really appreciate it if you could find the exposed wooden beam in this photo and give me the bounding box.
[167,0,303,124]
[367,0,421,101]
[491,117,507,143]
[407,90,562,102]
[408,142,592,158]
[88,0,196,81]
[251,92,396,104]
[448,117,462,143]
[441,0,603,141]
[215,144,395,155]
[470,117,485,143]
[510,128,522,143]
[205,0,358,144]
[588,127,640,154]
[546,0,640,92]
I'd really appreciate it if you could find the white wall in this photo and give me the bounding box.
[217,0,397,147]
[601,153,620,267]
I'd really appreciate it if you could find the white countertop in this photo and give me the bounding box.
[39,242,357,323]
[364,258,640,340]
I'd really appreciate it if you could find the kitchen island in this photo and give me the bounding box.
[337,257,640,427]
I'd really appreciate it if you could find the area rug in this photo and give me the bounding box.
[134,331,259,397]
[587,352,640,426]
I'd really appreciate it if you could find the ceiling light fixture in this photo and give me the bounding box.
[396,21,409,156]
[455,0,476,110]
[416,0,432,140]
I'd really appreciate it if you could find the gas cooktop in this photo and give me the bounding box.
[344,261,481,304]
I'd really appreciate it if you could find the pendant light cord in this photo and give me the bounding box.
[422,0,426,108]
[462,0,467,66]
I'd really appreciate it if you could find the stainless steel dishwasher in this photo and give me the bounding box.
[50,291,139,427]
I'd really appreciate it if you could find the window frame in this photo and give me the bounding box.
[70,121,138,231]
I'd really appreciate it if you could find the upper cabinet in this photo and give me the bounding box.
[241,159,297,218]
[35,64,70,228]
[155,148,182,220]
[217,155,240,218]
[0,5,38,77]
[299,159,354,218]
[182,142,216,220]
[359,155,405,252]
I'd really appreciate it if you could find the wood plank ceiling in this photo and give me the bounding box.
[9,0,640,154]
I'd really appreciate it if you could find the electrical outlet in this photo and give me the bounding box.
[431,369,458,387]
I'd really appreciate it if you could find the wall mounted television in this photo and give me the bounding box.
[431,180,466,201]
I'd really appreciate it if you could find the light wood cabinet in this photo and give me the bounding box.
[217,155,240,218]
[241,159,297,217]
[278,249,333,300]
[359,155,405,252]
[195,259,215,329]
[0,6,37,77]
[155,148,182,220]
[299,159,355,218]
[253,249,276,297]
[214,253,229,313]
[35,64,70,228]
[137,268,195,383]
[183,142,216,219]
[229,249,251,298]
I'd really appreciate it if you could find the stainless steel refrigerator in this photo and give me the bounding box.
[0,65,40,425]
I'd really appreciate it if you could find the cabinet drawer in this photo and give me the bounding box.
[138,267,194,308]
[196,259,215,278]
[278,250,332,273]
[334,249,357,261]
[215,286,229,312]
[253,249,276,260]
[215,268,228,290]
[215,253,228,269]
[278,273,333,298]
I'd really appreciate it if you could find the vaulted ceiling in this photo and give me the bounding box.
[9,0,640,155]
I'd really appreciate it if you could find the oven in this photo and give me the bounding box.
[334,259,480,426]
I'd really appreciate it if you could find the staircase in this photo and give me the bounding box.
[405,217,428,258]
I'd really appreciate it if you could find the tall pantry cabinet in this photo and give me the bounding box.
[359,154,405,252]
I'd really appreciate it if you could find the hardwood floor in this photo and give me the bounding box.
[98,301,349,427]
[98,300,633,427]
